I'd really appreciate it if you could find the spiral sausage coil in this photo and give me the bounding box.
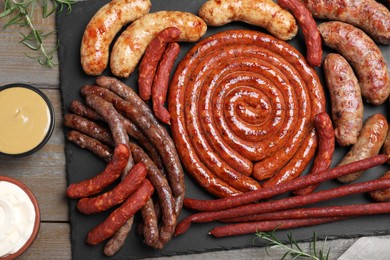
[169,30,325,197]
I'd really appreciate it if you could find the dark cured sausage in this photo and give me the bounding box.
[152,42,180,124]
[69,100,104,121]
[183,154,388,212]
[301,0,390,45]
[64,114,114,147]
[77,162,147,214]
[168,29,325,197]
[175,178,390,236]
[210,217,345,237]
[128,142,176,249]
[66,130,113,162]
[94,76,185,216]
[138,27,181,101]
[337,114,388,183]
[318,21,390,105]
[103,216,134,256]
[66,143,129,198]
[277,0,322,67]
[140,198,159,247]
[293,112,335,195]
[86,179,154,245]
[323,53,363,147]
[220,201,390,223]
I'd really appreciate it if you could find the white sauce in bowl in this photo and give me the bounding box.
[0,181,36,257]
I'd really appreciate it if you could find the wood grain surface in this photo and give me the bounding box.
[0,1,389,259]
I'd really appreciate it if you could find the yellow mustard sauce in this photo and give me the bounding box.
[0,87,51,154]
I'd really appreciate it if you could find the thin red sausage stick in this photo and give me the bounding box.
[175,178,390,236]
[278,0,322,66]
[220,202,390,223]
[152,42,180,124]
[210,217,345,238]
[184,154,388,212]
[294,112,335,195]
[138,27,182,101]
[66,143,129,198]
[86,179,154,245]
[77,162,147,214]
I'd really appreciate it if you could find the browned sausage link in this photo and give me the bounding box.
[370,171,390,202]
[86,179,154,245]
[64,114,115,147]
[66,143,129,198]
[182,154,388,212]
[262,128,317,187]
[278,0,322,66]
[93,77,185,215]
[221,201,390,223]
[138,27,182,101]
[318,21,390,105]
[152,42,180,124]
[103,216,134,256]
[69,100,104,121]
[175,178,390,236]
[66,130,113,162]
[337,113,388,183]
[293,112,335,195]
[77,162,147,214]
[85,94,134,174]
[383,128,390,164]
[128,142,176,249]
[210,217,345,237]
[84,94,129,146]
[301,0,390,45]
[141,198,159,247]
[323,53,363,147]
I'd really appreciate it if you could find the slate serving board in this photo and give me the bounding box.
[56,0,390,259]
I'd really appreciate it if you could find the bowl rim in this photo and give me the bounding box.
[0,83,55,157]
[0,175,41,260]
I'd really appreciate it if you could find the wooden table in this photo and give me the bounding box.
[0,2,388,259]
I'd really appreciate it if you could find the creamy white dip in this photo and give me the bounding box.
[0,181,36,258]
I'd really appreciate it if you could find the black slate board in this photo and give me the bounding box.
[56,0,390,259]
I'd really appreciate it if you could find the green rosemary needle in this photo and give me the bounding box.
[0,0,77,68]
[255,230,331,260]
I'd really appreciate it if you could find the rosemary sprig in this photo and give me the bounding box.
[0,0,77,68]
[255,229,331,260]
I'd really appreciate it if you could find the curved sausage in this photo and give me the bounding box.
[77,162,147,214]
[66,143,129,198]
[302,0,390,45]
[80,0,151,75]
[140,198,159,247]
[110,11,207,78]
[152,42,181,124]
[323,53,363,146]
[138,27,181,101]
[293,112,335,195]
[86,179,154,245]
[69,100,104,121]
[318,21,390,105]
[337,113,388,183]
[277,0,322,66]
[103,216,134,256]
[198,0,298,41]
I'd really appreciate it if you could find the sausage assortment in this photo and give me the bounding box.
[65,0,390,256]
